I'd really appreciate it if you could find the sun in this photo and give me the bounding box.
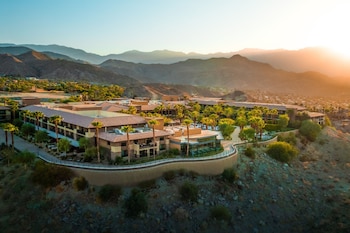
[307,3,350,59]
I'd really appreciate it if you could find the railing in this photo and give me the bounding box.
[38,145,237,171]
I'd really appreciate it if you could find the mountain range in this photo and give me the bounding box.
[2,43,350,77]
[1,44,350,98]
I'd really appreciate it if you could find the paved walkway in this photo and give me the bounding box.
[0,128,237,170]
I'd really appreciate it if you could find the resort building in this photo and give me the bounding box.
[20,104,223,160]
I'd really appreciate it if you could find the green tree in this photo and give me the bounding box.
[79,137,91,151]
[299,120,321,142]
[147,119,159,159]
[121,125,134,163]
[34,130,49,145]
[182,118,193,157]
[239,127,256,142]
[278,114,290,130]
[91,121,103,163]
[58,138,71,157]
[21,123,35,140]
[235,115,247,130]
[266,141,298,163]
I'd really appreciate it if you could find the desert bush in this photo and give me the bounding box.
[15,150,36,169]
[299,120,321,142]
[123,188,148,217]
[222,167,238,183]
[97,184,122,203]
[138,179,157,190]
[72,176,88,191]
[179,181,198,202]
[266,141,298,163]
[163,170,176,181]
[244,146,256,159]
[210,205,232,222]
[31,161,73,187]
[277,132,297,145]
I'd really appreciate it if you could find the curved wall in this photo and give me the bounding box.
[71,153,238,186]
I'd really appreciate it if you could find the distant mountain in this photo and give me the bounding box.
[243,47,350,78]
[0,51,150,97]
[2,44,350,77]
[100,55,350,97]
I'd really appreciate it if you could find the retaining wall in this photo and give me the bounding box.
[71,153,237,186]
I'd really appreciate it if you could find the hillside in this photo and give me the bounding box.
[100,55,350,97]
[0,127,349,232]
[0,51,151,97]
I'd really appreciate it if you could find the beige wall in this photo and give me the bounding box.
[71,153,237,187]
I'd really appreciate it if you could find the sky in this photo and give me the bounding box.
[1,0,350,56]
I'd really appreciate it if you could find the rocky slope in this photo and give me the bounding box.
[0,127,349,233]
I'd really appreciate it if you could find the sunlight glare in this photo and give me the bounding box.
[307,3,350,59]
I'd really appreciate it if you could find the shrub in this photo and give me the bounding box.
[299,120,321,142]
[179,181,198,202]
[138,179,157,190]
[264,124,280,132]
[163,170,176,181]
[222,167,238,183]
[210,205,232,222]
[266,141,298,163]
[114,156,123,165]
[72,176,88,191]
[31,161,73,187]
[277,132,296,145]
[123,188,148,217]
[97,184,122,203]
[244,146,256,159]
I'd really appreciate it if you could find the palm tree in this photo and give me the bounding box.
[91,121,103,163]
[121,125,134,163]
[147,119,159,159]
[201,117,211,130]
[0,123,9,146]
[49,115,63,152]
[182,118,193,157]
[33,111,45,131]
[8,100,19,121]
[4,123,18,151]
[21,110,31,123]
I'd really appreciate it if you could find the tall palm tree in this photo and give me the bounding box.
[33,111,45,131]
[8,100,19,121]
[91,121,103,163]
[21,110,31,123]
[49,115,63,152]
[0,123,9,146]
[147,119,159,159]
[121,125,134,163]
[182,118,193,157]
[4,123,18,151]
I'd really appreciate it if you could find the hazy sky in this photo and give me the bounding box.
[2,0,350,56]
